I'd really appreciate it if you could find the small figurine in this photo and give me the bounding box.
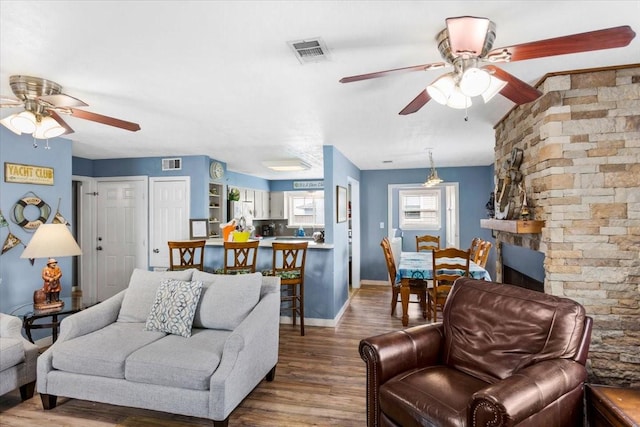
[41,258,63,306]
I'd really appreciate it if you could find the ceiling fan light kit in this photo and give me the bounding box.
[340,16,635,115]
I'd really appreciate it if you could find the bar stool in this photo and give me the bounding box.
[222,240,259,274]
[168,240,205,271]
[270,242,308,336]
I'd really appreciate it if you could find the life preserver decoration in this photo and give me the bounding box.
[12,192,51,231]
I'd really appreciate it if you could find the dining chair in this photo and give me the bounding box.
[416,234,440,252]
[168,240,206,271]
[469,237,482,261]
[429,247,470,322]
[222,240,259,274]
[270,242,308,336]
[473,240,492,269]
[381,238,427,319]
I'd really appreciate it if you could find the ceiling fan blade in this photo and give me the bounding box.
[47,110,75,135]
[484,65,542,105]
[340,62,446,83]
[0,96,23,107]
[487,25,636,62]
[399,90,431,115]
[38,93,88,108]
[68,108,141,132]
[446,16,492,56]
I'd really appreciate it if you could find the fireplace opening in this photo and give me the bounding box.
[503,265,544,293]
[501,243,545,293]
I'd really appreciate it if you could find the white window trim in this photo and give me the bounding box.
[285,191,325,228]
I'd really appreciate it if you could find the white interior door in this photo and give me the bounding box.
[96,177,148,301]
[149,177,190,268]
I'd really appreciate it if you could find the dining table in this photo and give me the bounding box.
[395,251,492,326]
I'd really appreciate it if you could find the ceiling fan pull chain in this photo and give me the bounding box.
[44,139,51,150]
[32,137,37,149]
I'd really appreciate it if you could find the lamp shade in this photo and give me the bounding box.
[459,67,491,97]
[21,224,82,259]
[11,111,37,134]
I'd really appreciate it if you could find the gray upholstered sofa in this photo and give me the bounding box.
[0,312,38,400]
[37,269,280,426]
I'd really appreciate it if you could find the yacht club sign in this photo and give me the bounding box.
[4,162,54,185]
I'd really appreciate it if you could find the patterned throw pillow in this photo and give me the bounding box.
[145,279,203,338]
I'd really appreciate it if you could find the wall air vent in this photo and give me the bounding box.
[288,37,330,64]
[162,158,182,171]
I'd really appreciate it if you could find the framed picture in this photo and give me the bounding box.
[337,186,347,223]
[190,219,209,239]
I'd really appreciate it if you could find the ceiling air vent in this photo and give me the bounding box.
[162,158,182,171]
[288,37,330,64]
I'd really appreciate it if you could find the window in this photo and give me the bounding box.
[286,192,324,227]
[399,188,441,230]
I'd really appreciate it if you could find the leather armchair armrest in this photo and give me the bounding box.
[359,323,444,427]
[469,359,588,426]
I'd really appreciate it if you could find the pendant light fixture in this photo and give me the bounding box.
[423,151,443,187]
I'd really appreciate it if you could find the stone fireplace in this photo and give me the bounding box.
[492,64,640,387]
[501,243,545,293]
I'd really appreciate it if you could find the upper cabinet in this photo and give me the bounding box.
[253,190,270,220]
[269,191,288,219]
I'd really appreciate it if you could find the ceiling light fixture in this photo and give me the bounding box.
[1,111,66,139]
[262,159,311,172]
[423,150,443,187]
[426,58,506,109]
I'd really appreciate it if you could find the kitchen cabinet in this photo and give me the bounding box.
[209,183,223,237]
[270,191,288,219]
[253,190,270,219]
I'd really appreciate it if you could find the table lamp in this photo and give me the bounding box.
[20,223,82,310]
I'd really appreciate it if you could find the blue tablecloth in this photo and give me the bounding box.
[396,251,491,282]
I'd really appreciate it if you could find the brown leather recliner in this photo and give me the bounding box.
[359,278,593,427]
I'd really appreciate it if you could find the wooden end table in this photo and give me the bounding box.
[10,296,89,344]
[586,384,640,427]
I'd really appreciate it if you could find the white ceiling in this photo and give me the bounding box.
[1,1,639,179]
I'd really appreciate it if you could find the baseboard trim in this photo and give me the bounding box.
[361,280,387,286]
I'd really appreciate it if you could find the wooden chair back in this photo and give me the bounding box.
[223,240,259,274]
[469,237,482,261]
[168,240,206,271]
[416,234,440,252]
[473,240,492,269]
[429,247,470,322]
[380,237,397,287]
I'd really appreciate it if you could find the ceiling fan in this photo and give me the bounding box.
[0,75,140,139]
[340,17,636,114]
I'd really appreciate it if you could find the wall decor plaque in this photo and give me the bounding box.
[4,162,54,185]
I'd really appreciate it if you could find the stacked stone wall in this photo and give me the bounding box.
[493,65,640,386]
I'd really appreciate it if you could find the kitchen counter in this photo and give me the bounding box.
[205,237,333,249]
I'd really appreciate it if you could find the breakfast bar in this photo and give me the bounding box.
[203,238,339,325]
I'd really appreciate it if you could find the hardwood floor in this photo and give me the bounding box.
[0,285,432,426]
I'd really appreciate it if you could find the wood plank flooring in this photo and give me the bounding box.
[0,285,432,426]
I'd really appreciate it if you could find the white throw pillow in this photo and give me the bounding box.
[145,279,203,338]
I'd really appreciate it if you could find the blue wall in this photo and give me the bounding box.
[0,129,74,314]
[359,165,495,282]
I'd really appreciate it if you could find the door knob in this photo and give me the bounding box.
[153,249,159,253]
[96,246,103,251]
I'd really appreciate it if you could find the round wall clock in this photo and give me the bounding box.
[210,161,224,179]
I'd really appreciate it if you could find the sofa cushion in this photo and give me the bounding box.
[145,279,203,338]
[192,271,262,330]
[52,322,166,379]
[118,269,195,323]
[125,328,229,390]
[0,337,24,371]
